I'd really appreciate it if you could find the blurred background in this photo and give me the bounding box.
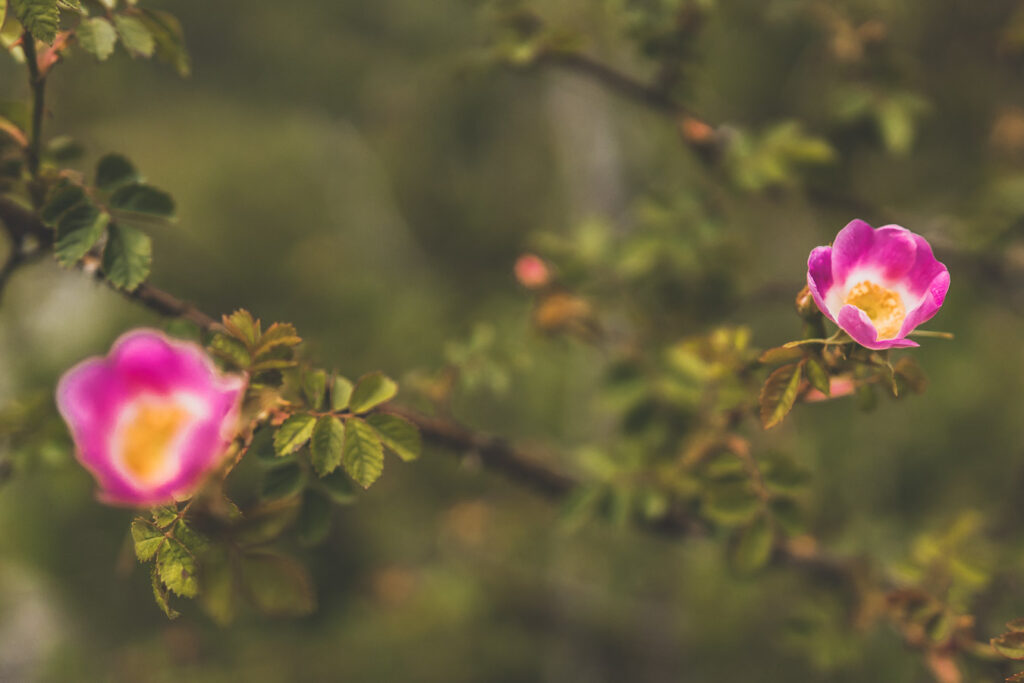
[4,0,1024,680]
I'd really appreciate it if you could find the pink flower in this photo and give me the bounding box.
[514,253,550,289]
[804,376,857,402]
[56,330,244,507]
[807,220,950,350]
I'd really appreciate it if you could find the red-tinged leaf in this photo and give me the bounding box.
[759,362,803,429]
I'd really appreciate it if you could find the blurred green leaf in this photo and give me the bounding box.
[297,489,331,546]
[109,183,175,217]
[114,14,154,57]
[12,0,57,43]
[151,568,180,620]
[260,462,304,501]
[209,332,251,369]
[303,369,327,410]
[77,16,117,60]
[366,413,421,462]
[54,202,108,266]
[239,551,315,617]
[41,181,85,226]
[731,514,774,574]
[349,372,398,413]
[331,375,354,412]
[102,222,152,290]
[319,469,358,505]
[759,362,803,429]
[96,153,139,191]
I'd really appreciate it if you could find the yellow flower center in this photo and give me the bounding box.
[844,280,906,339]
[120,401,188,485]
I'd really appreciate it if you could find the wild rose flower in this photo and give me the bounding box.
[56,329,244,506]
[514,253,551,289]
[807,219,950,350]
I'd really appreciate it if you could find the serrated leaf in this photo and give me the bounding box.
[318,469,358,504]
[151,504,178,527]
[209,332,251,369]
[993,631,1024,660]
[95,153,138,191]
[273,414,316,455]
[764,458,811,496]
[222,309,259,347]
[349,372,398,413]
[297,490,331,546]
[54,202,108,266]
[156,538,198,597]
[310,416,344,477]
[41,182,85,226]
[151,567,180,619]
[303,369,326,410]
[131,518,164,561]
[140,8,189,76]
[12,0,58,43]
[109,182,175,217]
[366,413,421,462]
[113,14,153,57]
[260,462,304,501]
[77,16,117,60]
[102,223,151,290]
[759,361,803,429]
[239,551,315,617]
[731,514,774,574]
[172,519,209,555]
[804,356,829,395]
[250,358,296,373]
[330,375,353,411]
[342,417,384,488]
[255,322,300,356]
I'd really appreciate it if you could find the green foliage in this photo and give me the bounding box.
[310,415,345,476]
[77,17,117,61]
[108,183,175,217]
[273,414,316,456]
[366,413,421,462]
[12,0,58,43]
[113,14,155,57]
[95,154,138,191]
[342,417,385,488]
[102,222,152,290]
[349,371,398,413]
[759,361,803,429]
[54,202,107,266]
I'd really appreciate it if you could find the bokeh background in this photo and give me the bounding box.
[3,0,1024,680]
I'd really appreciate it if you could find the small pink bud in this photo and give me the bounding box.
[514,253,550,289]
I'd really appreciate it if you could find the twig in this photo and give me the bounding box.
[20,31,47,207]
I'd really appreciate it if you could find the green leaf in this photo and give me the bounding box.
[757,345,805,366]
[559,484,605,533]
[759,361,803,429]
[12,0,58,43]
[250,425,277,463]
[54,202,108,266]
[342,417,384,488]
[703,481,761,526]
[222,309,259,348]
[140,8,190,76]
[366,413,421,462]
[273,414,316,455]
[151,567,180,619]
[77,16,117,60]
[172,520,209,555]
[255,322,301,356]
[41,182,85,226]
[239,551,315,617]
[330,375,353,411]
[730,514,774,574]
[993,631,1024,660]
[95,153,139,191]
[46,135,84,162]
[318,469,358,504]
[348,372,398,413]
[131,518,164,562]
[156,538,198,598]
[151,504,178,527]
[198,548,236,626]
[209,332,251,369]
[297,490,331,546]
[303,369,327,410]
[108,183,175,217]
[804,357,830,396]
[310,416,344,477]
[113,14,154,57]
[102,223,151,290]
[260,462,304,501]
